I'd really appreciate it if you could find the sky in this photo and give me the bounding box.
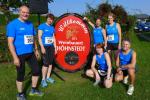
[48,0,150,16]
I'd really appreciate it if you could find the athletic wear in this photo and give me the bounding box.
[127,85,134,95]
[119,49,133,70]
[6,18,36,55]
[123,76,129,84]
[106,22,119,43]
[42,46,55,67]
[38,23,55,46]
[107,43,118,50]
[122,70,128,76]
[41,80,48,87]
[29,89,44,97]
[96,53,108,71]
[16,53,40,82]
[16,93,26,100]
[46,77,55,84]
[93,27,104,45]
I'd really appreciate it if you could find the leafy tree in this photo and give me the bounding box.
[112,5,127,24]
[98,3,112,18]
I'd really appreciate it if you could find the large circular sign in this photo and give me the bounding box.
[55,13,91,72]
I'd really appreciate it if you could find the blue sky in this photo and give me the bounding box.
[48,0,150,16]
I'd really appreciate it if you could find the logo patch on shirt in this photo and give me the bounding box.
[45,29,49,32]
[20,27,25,30]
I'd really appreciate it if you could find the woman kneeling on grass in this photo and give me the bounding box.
[115,39,136,95]
[86,43,113,88]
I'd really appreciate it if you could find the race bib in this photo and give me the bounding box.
[108,35,114,41]
[98,70,107,76]
[45,37,53,44]
[24,35,33,44]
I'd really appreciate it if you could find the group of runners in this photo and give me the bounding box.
[6,5,137,100]
[84,12,136,96]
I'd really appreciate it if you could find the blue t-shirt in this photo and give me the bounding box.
[93,27,104,44]
[38,23,55,46]
[106,22,119,43]
[6,18,36,55]
[96,53,108,71]
[119,49,133,70]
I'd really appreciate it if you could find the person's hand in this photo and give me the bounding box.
[106,77,110,80]
[14,57,20,67]
[83,17,89,21]
[35,50,40,60]
[41,47,46,54]
[83,17,87,20]
[55,49,57,55]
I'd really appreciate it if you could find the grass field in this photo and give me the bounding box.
[0,29,150,100]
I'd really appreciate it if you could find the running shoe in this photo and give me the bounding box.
[127,85,134,95]
[41,80,48,87]
[46,77,55,84]
[16,93,26,100]
[29,89,44,97]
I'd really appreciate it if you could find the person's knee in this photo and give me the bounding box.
[104,79,113,88]
[85,69,93,77]
[16,68,25,82]
[17,73,25,82]
[128,68,135,75]
[32,67,40,76]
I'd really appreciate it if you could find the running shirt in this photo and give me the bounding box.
[119,49,133,70]
[6,18,36,55]
[96,53,108,71]
[38,23,55,46]
[93,27,104,45]
[106,22,119,43]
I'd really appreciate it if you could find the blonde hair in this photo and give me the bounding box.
[108,12,116,19]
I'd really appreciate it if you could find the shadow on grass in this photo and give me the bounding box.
[121,82,129,91]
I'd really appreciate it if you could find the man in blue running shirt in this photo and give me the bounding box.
[84,17,107,48]
[115,39,137,95]
[6,5,43,100]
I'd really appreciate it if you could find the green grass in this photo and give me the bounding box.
[0,31,150,100]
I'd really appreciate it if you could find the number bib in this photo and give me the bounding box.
[108,34,114,41]
[24,35,33,44]
[98,70,107,76]
[45,37,53,44]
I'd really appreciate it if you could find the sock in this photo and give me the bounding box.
[32,87,37,90]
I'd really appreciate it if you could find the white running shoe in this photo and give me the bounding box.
[127,85,134,95]
[123,76,128,84]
